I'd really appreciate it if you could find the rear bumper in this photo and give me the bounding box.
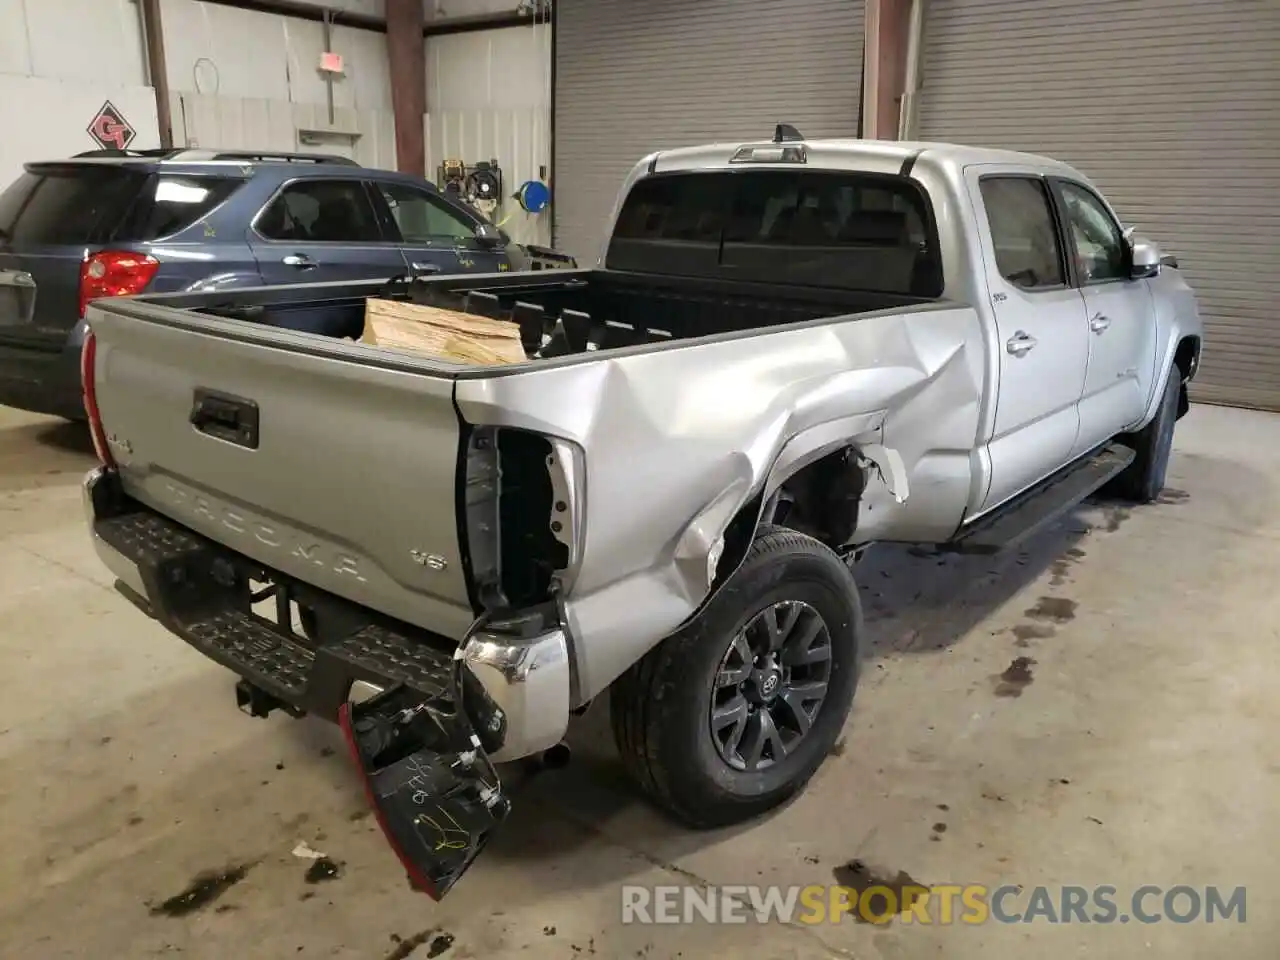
[0,328,86,420]
[83,466,571,762]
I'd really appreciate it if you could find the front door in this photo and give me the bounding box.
[372,182,508,278]
[970,171,1090,514]
[249,177,407,285]
[1052,179,1158,456]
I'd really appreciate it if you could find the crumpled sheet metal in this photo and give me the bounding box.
[455,303,985,701]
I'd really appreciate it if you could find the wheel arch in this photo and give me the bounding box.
[686,423,889,626]
[1173,335,1201,420]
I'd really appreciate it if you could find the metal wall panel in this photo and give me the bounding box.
[917,0,1280,410]
[172,93,398,169]
[554,0,865,264]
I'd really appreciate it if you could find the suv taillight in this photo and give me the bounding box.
[79,250,160,319]
[80,329,114,467]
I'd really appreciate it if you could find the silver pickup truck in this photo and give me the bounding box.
[81,129,1203,898]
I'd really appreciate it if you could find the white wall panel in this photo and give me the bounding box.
[0,0,34,75]
[426,0,523,19]
[0,75,159,188]
[425,24,551,246]
[0,0,156,189]
[160,0,396,170]
[16,0,149,86]
[161,0,391,109]
[171,94,397,168]
[304,0,385,15]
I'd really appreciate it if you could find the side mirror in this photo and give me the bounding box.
[473,222,504,248]
[1129,237,1162,280]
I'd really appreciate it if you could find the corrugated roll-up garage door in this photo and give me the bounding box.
[916,0,1280,410]
[554,0,865,265]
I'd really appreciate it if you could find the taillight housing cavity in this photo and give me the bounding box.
[79,250,160,319]
[460,427,578,614]
[80,329,114,467]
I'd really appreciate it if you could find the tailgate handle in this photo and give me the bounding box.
[190,388,260,449]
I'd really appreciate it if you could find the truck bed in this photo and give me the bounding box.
[85,268,973,697]
[164,269,931,365]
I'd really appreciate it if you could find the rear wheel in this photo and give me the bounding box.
[610,526,861,827]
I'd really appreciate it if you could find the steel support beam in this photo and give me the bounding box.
[386,0,426,175]
[140,0,174,148]
[862,0,914,140]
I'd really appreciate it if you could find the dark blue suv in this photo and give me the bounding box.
[0,149,530,420]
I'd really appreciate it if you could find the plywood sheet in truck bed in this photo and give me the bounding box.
[362,298,526,365]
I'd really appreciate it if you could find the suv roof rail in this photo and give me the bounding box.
[166,149,361,166]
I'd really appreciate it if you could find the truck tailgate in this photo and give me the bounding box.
[89,306,477,641]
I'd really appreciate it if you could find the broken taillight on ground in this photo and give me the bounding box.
[338,683,510,900]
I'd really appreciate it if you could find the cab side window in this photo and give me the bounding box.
[1058,181,1128,283]
[979,176,1065,290]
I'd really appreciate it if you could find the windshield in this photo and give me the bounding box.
[606,169,943,298]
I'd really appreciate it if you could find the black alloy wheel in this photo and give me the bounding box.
[710,600,832,771]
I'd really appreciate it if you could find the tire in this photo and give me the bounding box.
[610,525,861,828]
[1112,369,1179,503]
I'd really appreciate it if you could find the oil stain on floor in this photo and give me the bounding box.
[1010,623,1056,648]
[148,862,256,917]
[994,656,1037,698]
[386,928,455,960]
[1024,597,1078,624]
[831,860,926,923]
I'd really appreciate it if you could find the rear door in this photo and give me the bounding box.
[370,181,507,277]
[0,164,148,349]
[249,177,407,284]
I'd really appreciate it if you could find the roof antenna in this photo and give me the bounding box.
[773,123,804,143]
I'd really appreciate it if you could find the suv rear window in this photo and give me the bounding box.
[606,170,943,298]
[0,167,243,245]
[0,166,146,245]
[114,175,245,241]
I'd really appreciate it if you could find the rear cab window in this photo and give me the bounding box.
[606,169,943,298]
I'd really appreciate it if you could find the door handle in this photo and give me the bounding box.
[1006,331,1038,357]
[1089,312,1111,333]
[281,254,316,269]
[410,262,442,276]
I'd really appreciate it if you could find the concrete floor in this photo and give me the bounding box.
[0,401,1277,959]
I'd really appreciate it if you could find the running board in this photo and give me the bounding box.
[945,444,1136,554]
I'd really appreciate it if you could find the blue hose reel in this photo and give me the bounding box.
[514,179,550,214]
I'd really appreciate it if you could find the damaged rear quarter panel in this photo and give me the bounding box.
[455,303,985,702]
